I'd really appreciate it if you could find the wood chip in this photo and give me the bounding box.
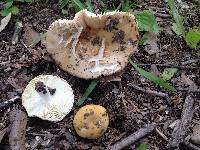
[168,93,195,149]
[0,127,8,143]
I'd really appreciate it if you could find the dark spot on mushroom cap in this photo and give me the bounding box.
[128,39,137,46]
[84,112,90,119]
[102,112,107,117]
[91,36,101,46]
[35,81,47,94]
[48,87,56,95]
[119,45,126,51]
[105,17,119,32]
[112,30,125,44]
[95,120,102,128]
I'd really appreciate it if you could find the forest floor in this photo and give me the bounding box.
[0,0,200,150]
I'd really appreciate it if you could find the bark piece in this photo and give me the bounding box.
[9,109,27,150]
[168,94,195,149]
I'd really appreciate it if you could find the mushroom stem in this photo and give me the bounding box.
[35,82,54,103]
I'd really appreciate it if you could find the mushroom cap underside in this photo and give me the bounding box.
[22,75,74,122]
[46,10,139,79]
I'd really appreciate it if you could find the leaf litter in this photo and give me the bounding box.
[0,0,200,150]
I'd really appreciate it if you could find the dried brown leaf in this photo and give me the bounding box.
[0,127,8,143]
[23,25,40,47]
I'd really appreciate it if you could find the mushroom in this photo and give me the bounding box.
[73,104,109,139]
[22,75,74,122]
[46,10,139,79]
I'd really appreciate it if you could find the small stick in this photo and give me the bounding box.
[168,93,195,149]
[181,59,199,65]
[108,123,156,150]
[155,127,168,141]
[12,21,23,45]
[0,96,20,111]
[127,82,168,98]
[176,87,200,93]
[183,141,200,150]
[138,63,199,70]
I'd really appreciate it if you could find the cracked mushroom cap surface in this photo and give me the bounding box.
[22,75,74,122]
[73,104,109,139]
[46,10,139,79]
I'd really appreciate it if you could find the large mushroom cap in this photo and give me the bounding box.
[73,104,109,139]
[46,10,139,79]
[22,75,74,122]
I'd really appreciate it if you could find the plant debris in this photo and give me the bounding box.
[9,109,27,150]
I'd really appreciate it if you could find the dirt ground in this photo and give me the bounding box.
[0,0,200,150]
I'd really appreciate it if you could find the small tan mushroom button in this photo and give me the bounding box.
[73,105,109,139]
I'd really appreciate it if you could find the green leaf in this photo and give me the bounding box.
[185,28,200,48]
[167,0,185,36]
[129,59,176,92]
[122,0,137,12]
[136,144,147,150]
[0,9,11,16]
[78,80,99,106]
[85,0,93,12]
[134,10,159,33]
[25,0,33,3]
[61,9,68,15]
[162,68,178,81]
[72,0,86,10]
[59,0,69,9]
[16,0,25,2]
[5,0,13,9]
[10,6,19,15]
[122,0,130,12]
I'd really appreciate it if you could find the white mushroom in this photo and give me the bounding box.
[46,10,139,79]
[22,75,74,122]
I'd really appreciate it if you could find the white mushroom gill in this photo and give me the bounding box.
[88,39,118,73]
[70,25,83,58]
[22,75,74,122]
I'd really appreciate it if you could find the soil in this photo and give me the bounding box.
[0,0,200,150]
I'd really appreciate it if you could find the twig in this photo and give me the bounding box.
[27,132,59,137]
[9,109,27,150]
[181,59,200,65]
[127,82,168,98]
[107,123,157,150]
[168,93,195,149]
[138,63,199,70]
[177,87,200,93]
[12,21,23,45]
[183,141,200,150]
[155,127,169,141]
[0,96,20,111]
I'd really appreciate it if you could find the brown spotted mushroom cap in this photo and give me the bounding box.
[46,10,139,79]
[73,104,109,139]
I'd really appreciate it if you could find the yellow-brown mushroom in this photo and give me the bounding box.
[73,104,109,139]
[46,10,139,79]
